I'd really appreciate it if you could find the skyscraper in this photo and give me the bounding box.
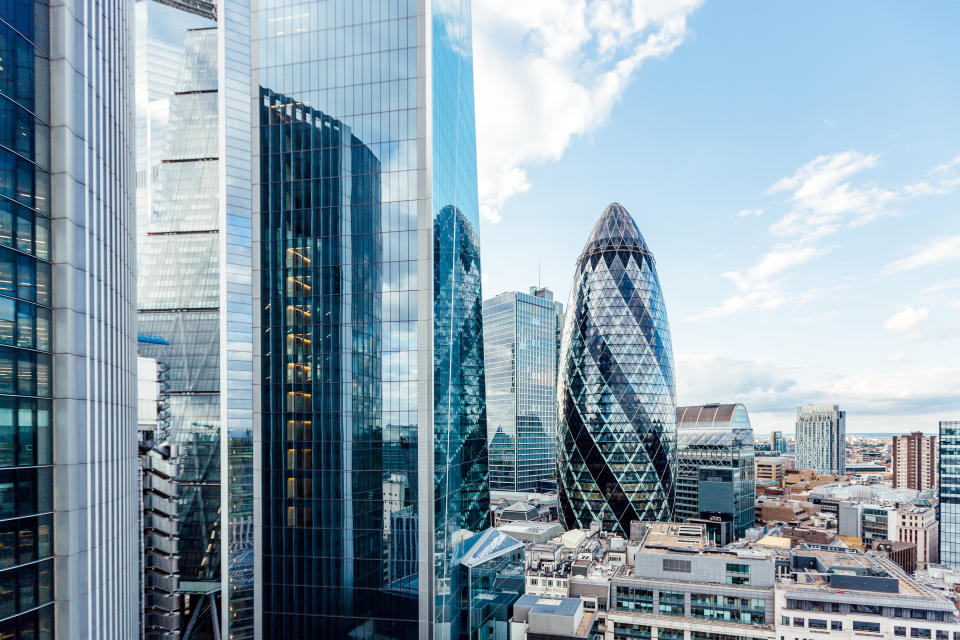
[135,3,256,633]
[0,0,139,637]
[675,404,756,541]
[483,287,564,493]
[893,431,938,491]
[940,421,960,569]
[771,430,787,454]
[557,203,677,535]
[795,404,846,475]
[252,2,488,638]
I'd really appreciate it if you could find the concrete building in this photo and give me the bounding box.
[893,432,938,491]
[795,404,846,475]
[897,504,940,569]
[756,457,793,487]
[510,595,597,639]
[774,548,960,640]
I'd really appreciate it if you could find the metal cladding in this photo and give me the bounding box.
[557,203,678,535]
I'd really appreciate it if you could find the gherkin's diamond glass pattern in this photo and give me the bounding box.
[557,203,677,535]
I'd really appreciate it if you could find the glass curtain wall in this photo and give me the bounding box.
[0,3,54,637]
[253,0,488,637]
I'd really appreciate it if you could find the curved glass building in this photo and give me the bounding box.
[676,403,756,541]
[557,203,677,534]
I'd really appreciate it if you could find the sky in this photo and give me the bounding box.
[472,1,960,434]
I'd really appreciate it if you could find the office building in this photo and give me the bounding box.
[484,287,564,492]
[771,430,787,454]
[755,457,792,488]
[940,421,960,569]
[252,2,489,638]
[0,0,139,637]
[135,3,255,633]
[675,404,756,541]
[897,503,939,569]
[795,405,846,475]
[557,203,677,534]
[892,431,938,491]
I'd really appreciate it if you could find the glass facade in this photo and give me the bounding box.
[460,529,524,640]
[483,288,563,492]
[136,20,223,600]
[557,203,677,535]
[795,404,846,475]
[940,421,960,569]
[0,3,54,637]
[252,0,488,638]
[675,404,756,540]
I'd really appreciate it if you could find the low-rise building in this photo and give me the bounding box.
[775,547,960,640]
[898,504,939,569]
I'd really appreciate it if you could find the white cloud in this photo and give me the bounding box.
[677,352,960,428]
[692,151,960,319]
[737,208,763,217]
[883,306,930,333]
[883,234,960,274]
[472,0,703,222]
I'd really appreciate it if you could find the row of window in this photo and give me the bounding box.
[0,515,51,570]
[0,467,52,519]
[0,558,52,618]
[785,599,949,620]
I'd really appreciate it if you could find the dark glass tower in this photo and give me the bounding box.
[252,1,488,637]
[557,203,677,535]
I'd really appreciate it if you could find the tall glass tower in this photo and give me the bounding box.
[1,0,139,637]
[557,203,677,535]
[483,287,563,492]
[940,421,960,569]
[795,404,846,475]
[252,1,488,638]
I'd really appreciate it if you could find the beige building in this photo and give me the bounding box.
[897,504,939,568]
[756,456,792,486]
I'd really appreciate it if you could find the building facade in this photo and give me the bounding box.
[675,404,756,541]
[897,504,939,569]
[940,421,960,569]
[892,431,938,491]
[0,0,140,637]
[483,287,563,492]
[252,2,489,638]
[755,457,792,488]
[135,4,256,634]
[557,203,677,535]
[771,431,787,454]
[795,405,846,475]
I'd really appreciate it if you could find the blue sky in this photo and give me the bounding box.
[474,1,960,434]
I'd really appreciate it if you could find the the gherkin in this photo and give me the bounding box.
[557,203,678,534]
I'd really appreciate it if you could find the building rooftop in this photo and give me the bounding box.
[637,522,711,553]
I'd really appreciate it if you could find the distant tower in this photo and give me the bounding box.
[940,421,960,569]
[557,203,678,534]
[795,405,846,474]
[483,287,564,492]
[892,431,938,490]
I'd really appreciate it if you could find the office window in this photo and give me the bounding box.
[854,622,881,633]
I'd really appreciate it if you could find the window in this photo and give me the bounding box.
[937,632,948,640]
[663,558,691,573]
[726,563,750,574]
[832,621,842,631]
[853,621,881,633]
[808,619,827,630]
[895,628,907,637]
[911,630,932,639]
[793,617,804,627]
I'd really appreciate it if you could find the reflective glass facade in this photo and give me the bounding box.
[675,404,755,540]
[483,288,563,492]
[0,3,54,636]
[795,404,846,475]
[940,421,960,569]
[136,24,222,594]
[252,1,488,637]
[557,203,677,535]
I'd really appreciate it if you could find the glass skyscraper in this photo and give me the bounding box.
[134,1,255,635]
[675,404,756,541]
[1,0,139,637]
[557,203,677,535]
[252,1,488,638]
[940,421,960,569]
[483,287,563,492]
[795,404,846,475]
